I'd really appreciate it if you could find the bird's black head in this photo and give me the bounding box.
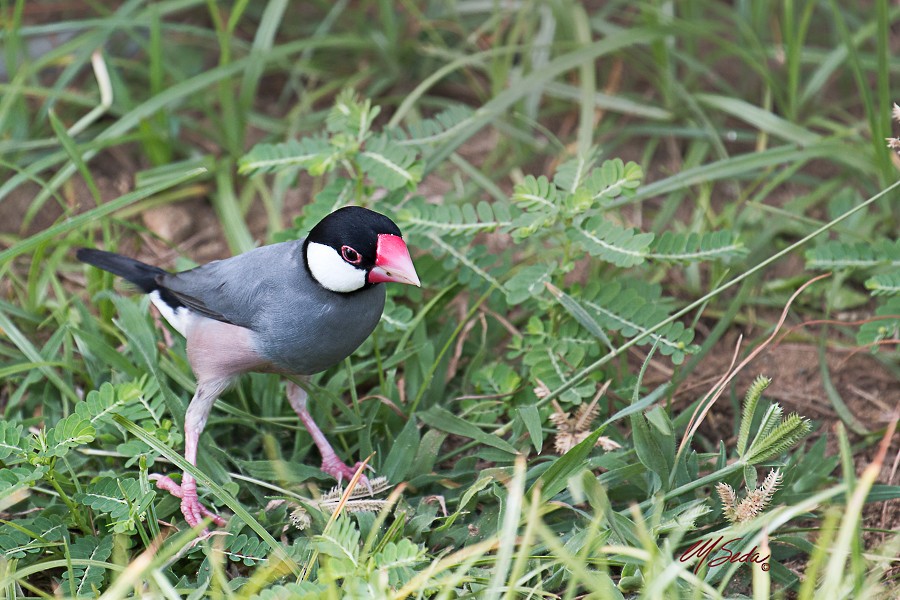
[304,206,420,293]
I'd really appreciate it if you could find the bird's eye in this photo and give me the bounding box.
[341,245,362,264]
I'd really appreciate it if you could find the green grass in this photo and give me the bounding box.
[1,1,899,598]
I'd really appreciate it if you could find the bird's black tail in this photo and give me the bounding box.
[76,248,167,294]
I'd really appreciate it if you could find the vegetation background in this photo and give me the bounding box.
[0,0,897,598]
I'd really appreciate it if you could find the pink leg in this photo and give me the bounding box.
[287,382,372,490]
[151,378,228,528]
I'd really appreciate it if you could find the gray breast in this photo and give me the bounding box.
[248,245,386,375]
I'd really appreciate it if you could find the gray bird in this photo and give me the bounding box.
[77,206,420,527]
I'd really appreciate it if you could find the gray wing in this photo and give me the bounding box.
[156,240,304,330]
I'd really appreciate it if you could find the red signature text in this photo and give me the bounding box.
[678,536,771,573]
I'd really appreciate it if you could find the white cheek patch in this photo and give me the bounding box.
[306,242,367,293]
[150,290,192,337]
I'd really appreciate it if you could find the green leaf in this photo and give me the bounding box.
[0,514,66,558]
[0,466,47,504]
[512,174,559,211]
[0,421,24,460]
[857,296,900,347]
[418,406,519,455]
[581,280,698,363]
[573,216,654,267]
[517,405,543,454]
[358,135,423,190]
[397,196,513,237]
[109,296,159,374]
[399,105,474,146]
[553,150,598,193]
[805,239,900,270]
[213,162,255,254]
[630,411,671,487]
[223,532,267,566]
[75,380,148,426]
[314,515,360,563]
[42,414,95,458]
[581,158,643,205]
[247,582,327,600]
[510,174,560,237]
[74,477,154,533]
[372,539,423,587]
[504,263,556,304]
[0,307,79,403]
[327,89,379,137]
[237,135,335,175]
[865,272,900,295]
[546,282,614,352]
[382,418,420,483]
[407,429,447,480]
[529,428,603,501]
[61,536,113,596]
[696,93,821,145]
[649,230,746,263]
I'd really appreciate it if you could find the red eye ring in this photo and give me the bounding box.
[341,245,362,264]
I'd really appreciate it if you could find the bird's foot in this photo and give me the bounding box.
[150,474,227,528]
[320,457,375,494]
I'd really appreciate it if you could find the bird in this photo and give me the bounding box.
[77,206,420,528]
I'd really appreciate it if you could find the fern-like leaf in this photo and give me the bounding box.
[553,149,599,193]
[380,298,415,332]
[581,157,643,205]
[237,136,336,176]
[358,135,423,190]
[581,280,698,363]
[314,515,360,565]
[61,536,113,597]
[0,515,66,558]
[649,230,745,263]
[572,216,654,267]
[504,263,556,304]
[512,174,560,212]
[0,421,25,461]
[397,196,513,237]
[425,235,506,289]
[75,477,154,533]
[805,239,900,270]
[41,414,95,458]
[220,533,267,566]
[372,539,424,587]
[326,89,379,137]
[398,105,474,146]
[75,380,158,427]
[510,175,560,239]
[0,466,47,503]
[865,272,900,295]
[857,296,900,347]
[248,583,328,600]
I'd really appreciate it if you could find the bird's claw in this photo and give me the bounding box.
[321,458,374,495]
[150,474,227,528]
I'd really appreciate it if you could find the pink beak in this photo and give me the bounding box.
[368,234,421,287]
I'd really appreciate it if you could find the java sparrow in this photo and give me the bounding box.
[77,206,420,527]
